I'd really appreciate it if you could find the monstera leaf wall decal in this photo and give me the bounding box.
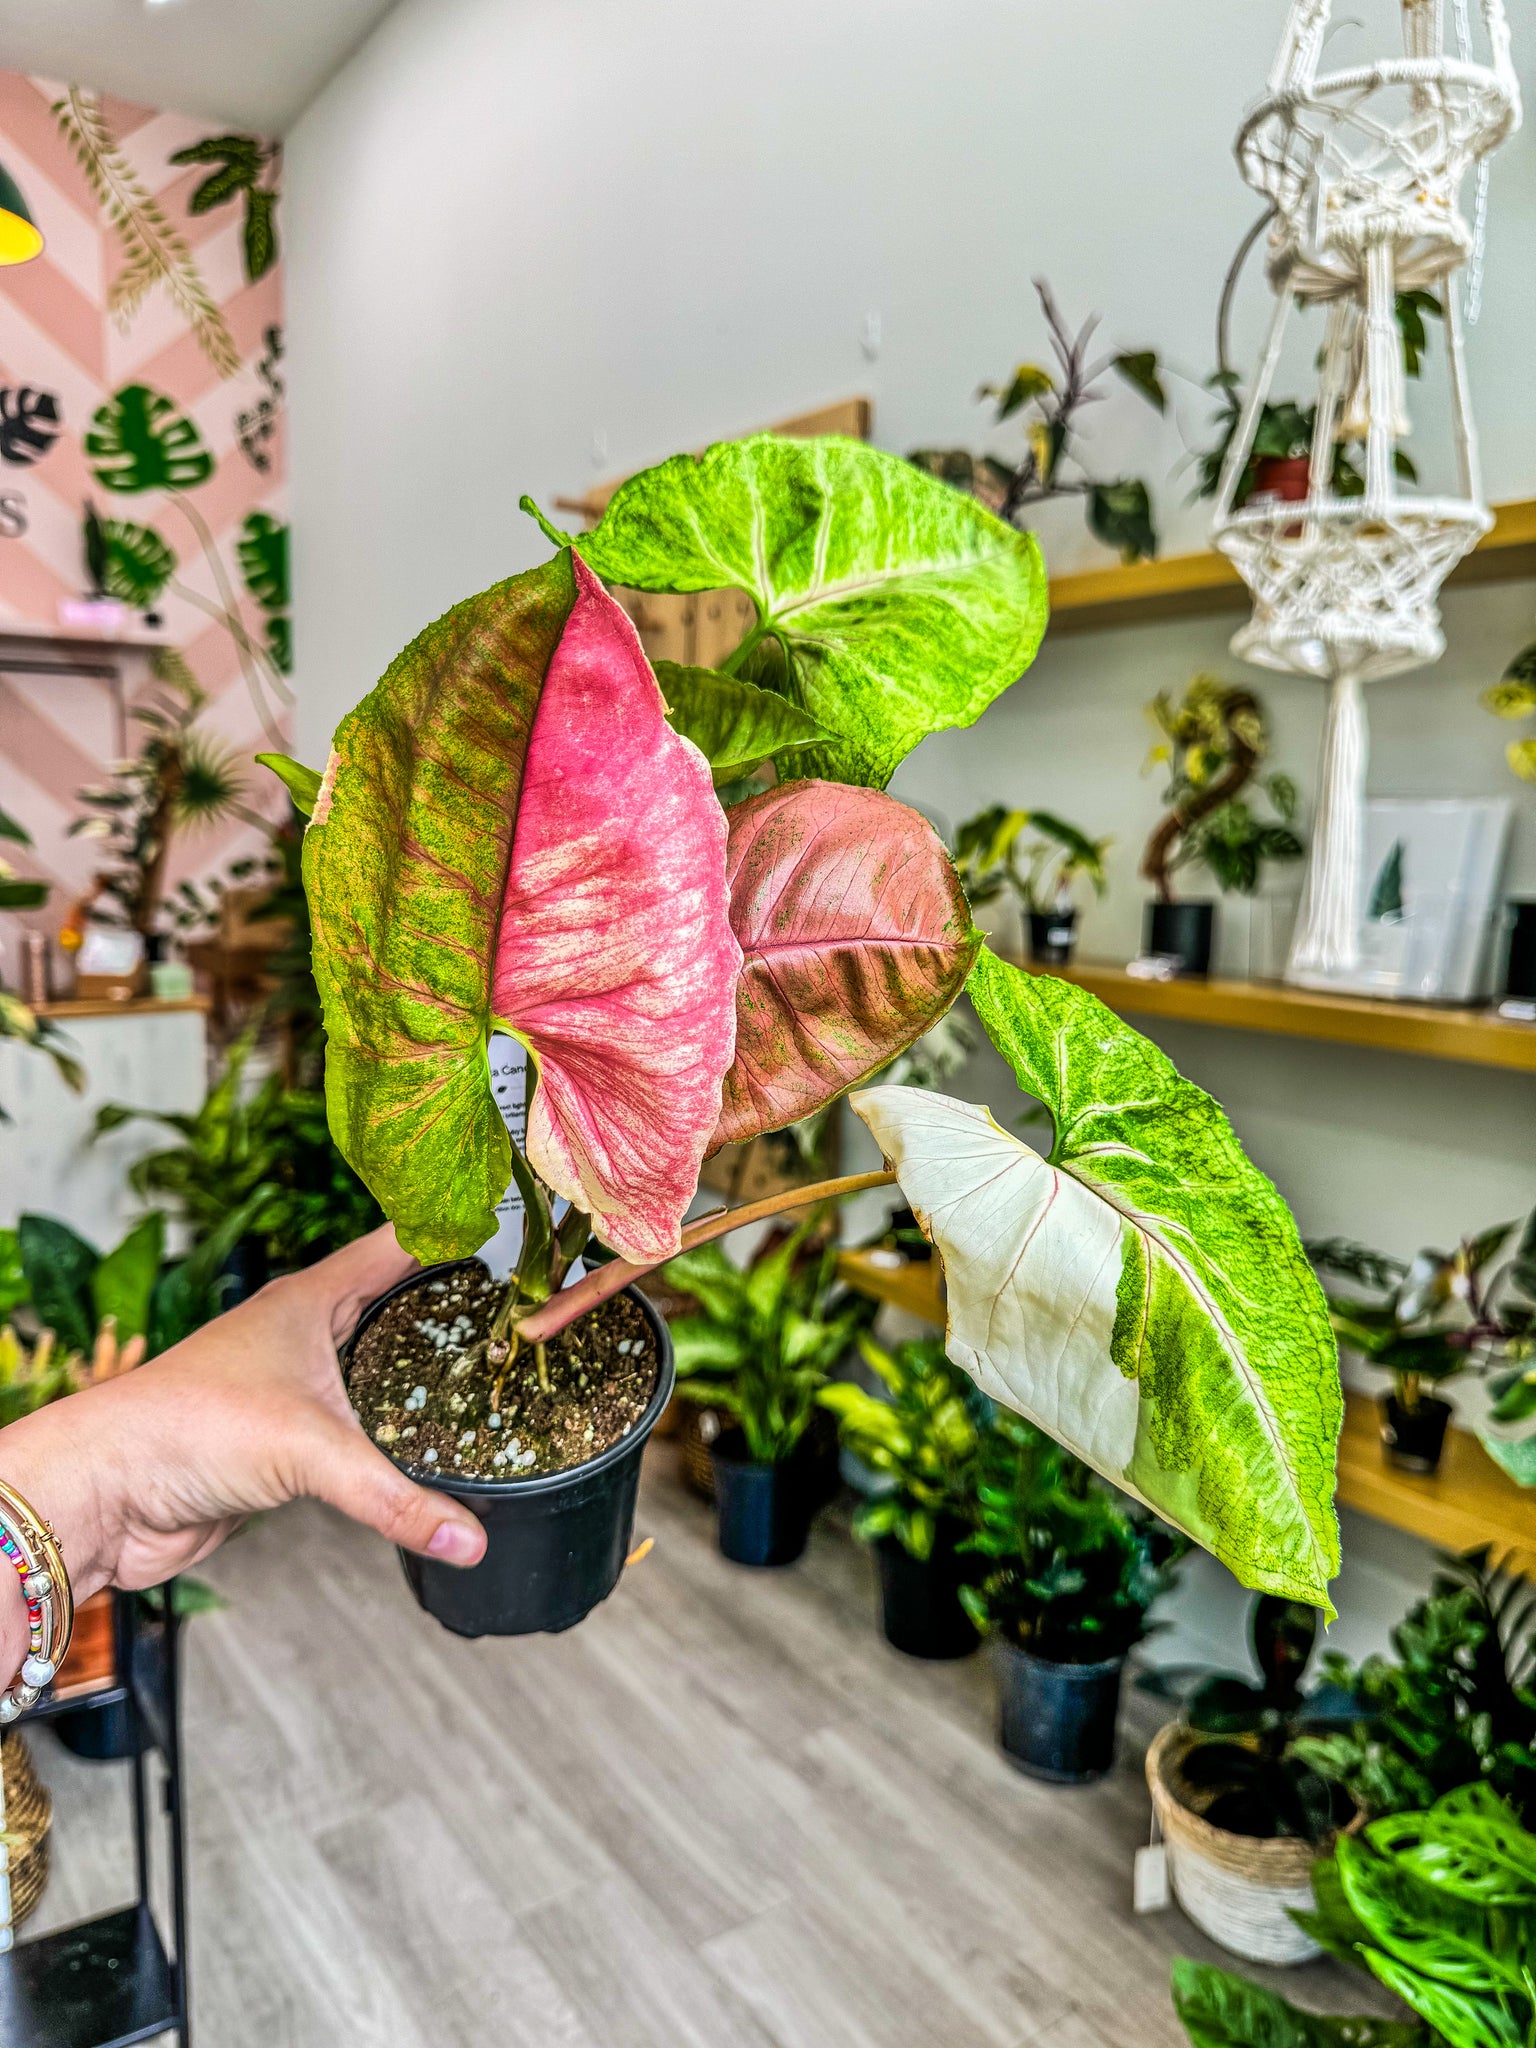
[0,388,62,467]
[85,385,215,494]
[292,432,1340,1613]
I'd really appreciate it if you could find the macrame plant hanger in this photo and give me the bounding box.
[1211,0,1520,981]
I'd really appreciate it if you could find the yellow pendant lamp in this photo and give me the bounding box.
[0,160,44,265]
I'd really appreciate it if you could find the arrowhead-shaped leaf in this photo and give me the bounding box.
[852,948,1341,1613]
[714,781,977,1149]
[578,434,1047,788]
[305,551,740,1265]
[657,663,831,782]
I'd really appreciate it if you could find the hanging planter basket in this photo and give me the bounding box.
[1146,1724,1332,1966]
[1211,0,1520,981]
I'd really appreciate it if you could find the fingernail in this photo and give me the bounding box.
[427,1520,484,1567]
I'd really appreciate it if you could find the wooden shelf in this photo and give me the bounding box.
[33,996,208,1022]
[837,1252,1536,1576]
[1048,496,1536,635]
[1337,1391,1536,1573]
[1035,961,1536,1074]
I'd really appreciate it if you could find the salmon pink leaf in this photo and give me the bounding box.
[305,551,739,1265]
[714,780,977,1149]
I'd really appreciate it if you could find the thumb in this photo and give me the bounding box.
[300,1411,487,1566]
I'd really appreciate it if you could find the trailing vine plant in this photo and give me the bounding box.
[265,432,1344,1614]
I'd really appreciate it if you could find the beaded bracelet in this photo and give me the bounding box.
[0,1475,73,1725]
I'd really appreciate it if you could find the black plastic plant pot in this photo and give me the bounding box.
[347,1266,675,1638]
[996,1638,1125,1784]
[51,1696,142,1761]
[1145,900,1215,978]
[710,1433,817,1567]
[1379,1392,1452,1476]
[1504,900,1536,1000]
[1028,909,1078,967]
[875,1522,979,1660]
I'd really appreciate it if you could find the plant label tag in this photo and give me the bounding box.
[479,1034,585,1286]
[1133,1843,1169,1914]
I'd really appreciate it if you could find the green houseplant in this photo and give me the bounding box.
[960,1411,1185,1781]
[96,1029,382,1297]
[1145,1593,1358,1965]
[952,805,1110,966]
[663,1221,867,1567]
[1310,1216,1536,1479]
[819,1334,986,1657]
[1141,675,1303,977]
[1292,1548,1536,1830]
[1170,1783,1536,2048]
[910,277,1167,562]
[261,429,1341,1642]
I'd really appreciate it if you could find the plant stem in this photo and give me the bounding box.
[513,1168,898,1344]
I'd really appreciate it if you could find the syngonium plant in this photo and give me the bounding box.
[265,431,1343,1612]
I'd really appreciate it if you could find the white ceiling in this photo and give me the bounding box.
[0,0,399,131]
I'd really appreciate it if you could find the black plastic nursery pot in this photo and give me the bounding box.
[1027,909,1078,968]
[1379,1391,1452,1476]
[1504,900,1536,1000]
[996,1638,1125,1784]
[710,1432,819,1567]
[875,1522,979,1661]
[347,1263,675,1638]
[51,1696,142,1761]
[1145,900,1215,978]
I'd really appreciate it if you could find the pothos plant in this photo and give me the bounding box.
[265,431,1342,1612]
[1142,675,1304,902]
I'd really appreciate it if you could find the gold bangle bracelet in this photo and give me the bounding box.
[0,1473,74,1721]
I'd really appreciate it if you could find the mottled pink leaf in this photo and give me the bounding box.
[302,550,738,1265]
[713,781,977,1150]
[492,556,742,1262]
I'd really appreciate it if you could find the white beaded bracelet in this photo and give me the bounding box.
[0,1475,73,1724]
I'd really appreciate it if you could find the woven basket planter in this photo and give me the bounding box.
[1146,1722,1327,1966]
[0,1730,52,1941]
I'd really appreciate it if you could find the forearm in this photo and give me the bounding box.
[0,1405,117,1686]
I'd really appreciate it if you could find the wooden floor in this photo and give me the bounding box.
[27,1449,1384,2048]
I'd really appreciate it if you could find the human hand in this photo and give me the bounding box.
[0,1226,487,1685]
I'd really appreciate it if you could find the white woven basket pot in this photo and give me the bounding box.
[1146,1724,1326,1967]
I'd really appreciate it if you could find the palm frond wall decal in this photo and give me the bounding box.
[51,86,239,378]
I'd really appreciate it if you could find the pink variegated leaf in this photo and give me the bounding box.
[300,551,740,1265]
[712,781,978,1150]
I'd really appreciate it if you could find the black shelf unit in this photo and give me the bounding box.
[0,1592,189,2048]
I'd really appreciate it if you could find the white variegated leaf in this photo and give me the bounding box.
[852,949,1342,1613]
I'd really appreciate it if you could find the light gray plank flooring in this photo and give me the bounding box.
[24,1447,1392,2047]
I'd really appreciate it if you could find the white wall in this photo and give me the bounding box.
[285,0,1536,1657]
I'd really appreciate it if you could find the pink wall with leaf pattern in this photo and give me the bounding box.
[0,69,287,933]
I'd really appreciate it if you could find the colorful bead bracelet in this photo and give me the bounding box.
[0,1475,73,1725]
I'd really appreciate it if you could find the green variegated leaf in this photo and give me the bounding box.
[577,434,1047,787]
[656,663,831,781]
[851,947,1340,1612]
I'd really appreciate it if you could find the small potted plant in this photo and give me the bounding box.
[1308,1220,1536,1477]
[960,1413,1185,1782]
[1289,1546,1536,1826]
[819,1334,985,1658]
[262,431,1344,1648]
[952,806,1109,966]
[1140,675,1302,976]
[1171,1786,1536,2043]
[1146,1594,1355,1964]
[910,276,1167,562]
[663,1221,866,1568]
